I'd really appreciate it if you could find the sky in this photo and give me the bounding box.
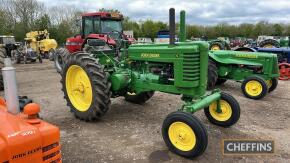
[38,0,290,25]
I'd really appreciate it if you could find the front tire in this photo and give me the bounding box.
[61,52,111,121]
[241,76,268,99]
[124,91,154,104]
[204,92,240,127]
[162,111,208,158]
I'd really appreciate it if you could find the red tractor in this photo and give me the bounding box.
[54,12,133,73]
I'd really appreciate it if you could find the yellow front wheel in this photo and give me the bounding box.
[241,76,268,100]
[162,111,208,158]
[204,92,240,127]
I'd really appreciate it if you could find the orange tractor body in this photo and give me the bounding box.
[0,99,61,163]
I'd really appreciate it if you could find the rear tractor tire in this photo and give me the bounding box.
[55,48,70,74]
[259,39,280,48]
[204,92,240,127]
[209,42,224,51]
[207,60,218,90]
[216,78,227,85]
[124,91,154,104]
[266,78,278,93]
[162,111,208,158]
[241,76,268,100]
[61,52,111,121]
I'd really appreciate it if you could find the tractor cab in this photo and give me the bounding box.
[66,12,128,53]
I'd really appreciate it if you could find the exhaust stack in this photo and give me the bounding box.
[2,58,20,114]
[169,8,175,45]
[179,10,186,42]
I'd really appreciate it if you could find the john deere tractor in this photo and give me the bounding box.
[207,48,279,100]
[60,9,241,158]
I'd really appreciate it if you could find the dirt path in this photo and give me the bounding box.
[6,60,290,163]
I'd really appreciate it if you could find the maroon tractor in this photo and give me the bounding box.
[54,12,134,73]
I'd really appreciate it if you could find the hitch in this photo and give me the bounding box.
[181,89,221,113]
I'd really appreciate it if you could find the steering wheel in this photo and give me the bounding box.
[107,30,123,49]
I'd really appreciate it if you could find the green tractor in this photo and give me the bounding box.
[207,47,279,100]
[60,9,241,158]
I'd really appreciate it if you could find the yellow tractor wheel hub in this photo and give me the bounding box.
[211,45,220,51]
[245,80,263,97]
[66,65,93,112]
[168,122,196,151]
[209,100,232,121]
[266,80,272,88]
[264,44,274,48]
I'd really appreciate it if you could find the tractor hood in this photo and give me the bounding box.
[209,50,277,66]
[0,107,61,162]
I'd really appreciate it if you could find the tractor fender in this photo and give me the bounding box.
[234,47,257,52]
[209,51,262,66]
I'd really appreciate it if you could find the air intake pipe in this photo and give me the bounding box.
[2,58,20,114]
[169,8,175,45]
[179,10,186,42]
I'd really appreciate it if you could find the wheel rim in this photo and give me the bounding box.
[266,80,272,88]
[209,100,232,121]
[66,65,93,112]
[264,44,274,48]
[211,45,220,50]
[168,122,196,151]
[245,80,263,97]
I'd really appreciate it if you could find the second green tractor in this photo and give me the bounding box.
[207,50,279,100]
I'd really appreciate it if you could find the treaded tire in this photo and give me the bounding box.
[61,52,111,121]
[216,78,227,85]
[259,39,280,48]
[209,41,224,50]
[55,48,70,74]
[0,48,6,91]
[48,49,56,61]
[268,78,278,93]
[162,111,208,158]
[124,91,154,104]
[204,92,240,127]
[241,76,268,100]
[207,60,218,90]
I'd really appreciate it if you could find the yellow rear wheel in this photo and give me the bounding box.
[211,45,221,50]
[62,52,111,121]
[245,81,263,97]
[204,92,240,127]
[162,111,208,158]
[66,65,93,112]
[241,77,268,100]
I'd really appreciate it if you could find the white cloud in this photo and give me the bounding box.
[38,0,290,25]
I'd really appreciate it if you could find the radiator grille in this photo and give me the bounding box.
[42,142,61,163]
[182,53,200,81]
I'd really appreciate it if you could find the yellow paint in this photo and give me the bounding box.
[140,53,160,58]
[235,54,258,59]
[245,80,263,97]
[66,65,93,112]
[168,122,196,151]
[211,45,221,51]
[209,100,232,121]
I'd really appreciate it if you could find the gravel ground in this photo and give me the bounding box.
[6,60,290,163]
